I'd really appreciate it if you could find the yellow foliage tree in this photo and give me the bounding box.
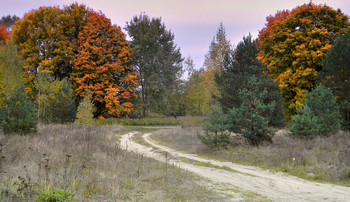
[258,2,349,119]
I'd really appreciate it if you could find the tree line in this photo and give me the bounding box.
[0,2,349,139]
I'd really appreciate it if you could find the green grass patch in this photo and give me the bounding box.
[131,133,155,149]
[117,116,206,127]
[36,189,78,202]
[134,133,258,178]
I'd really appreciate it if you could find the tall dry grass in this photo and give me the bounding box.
[0,124,223,201]
[152,128,350,185]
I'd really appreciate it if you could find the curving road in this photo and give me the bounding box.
[120,132,350,201]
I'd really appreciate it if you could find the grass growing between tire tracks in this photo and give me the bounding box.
[151,127,350,186]
[142,132,258,178]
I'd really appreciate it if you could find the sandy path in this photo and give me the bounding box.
[120,132,350,201]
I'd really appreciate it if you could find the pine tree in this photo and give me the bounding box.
[215,34,285,127]
[197,105,230,149]
[0,86,37,134]
[226,77,275,145]
[290,85,341,137]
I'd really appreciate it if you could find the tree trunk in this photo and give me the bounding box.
[139,70,147,117]
[38,89,40,123]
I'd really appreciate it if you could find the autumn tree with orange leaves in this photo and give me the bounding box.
[12,4,88,87]
[258,2,349,119]
[12,4,138,118]
[71,11,137,117]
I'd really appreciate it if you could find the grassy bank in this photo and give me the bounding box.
[151,127,350,186]
[0,124,224,201]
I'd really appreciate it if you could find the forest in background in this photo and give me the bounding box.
[0,2,349,139]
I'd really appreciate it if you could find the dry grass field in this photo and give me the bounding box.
[0,124,224,201]
[151,127,350,186]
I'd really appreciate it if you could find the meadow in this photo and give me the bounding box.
[0,123,224,201]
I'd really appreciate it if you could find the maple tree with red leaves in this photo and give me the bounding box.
[71,10,138,117]
[0,25,9,43]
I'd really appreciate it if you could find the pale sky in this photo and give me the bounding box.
[1,0,350,70]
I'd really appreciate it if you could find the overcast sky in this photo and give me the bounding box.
[1,0,350,70]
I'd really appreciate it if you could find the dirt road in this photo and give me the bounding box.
[120,132,350,201]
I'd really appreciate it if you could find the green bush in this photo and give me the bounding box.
[0,86,37,134]
[197,105,230,149]
[290,85,341,137]
[36,189,78,202]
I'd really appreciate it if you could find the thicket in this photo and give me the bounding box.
[35,72,76,124]
[44,81,76,124]
[0,86,37,134]
[1,2,349,143]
